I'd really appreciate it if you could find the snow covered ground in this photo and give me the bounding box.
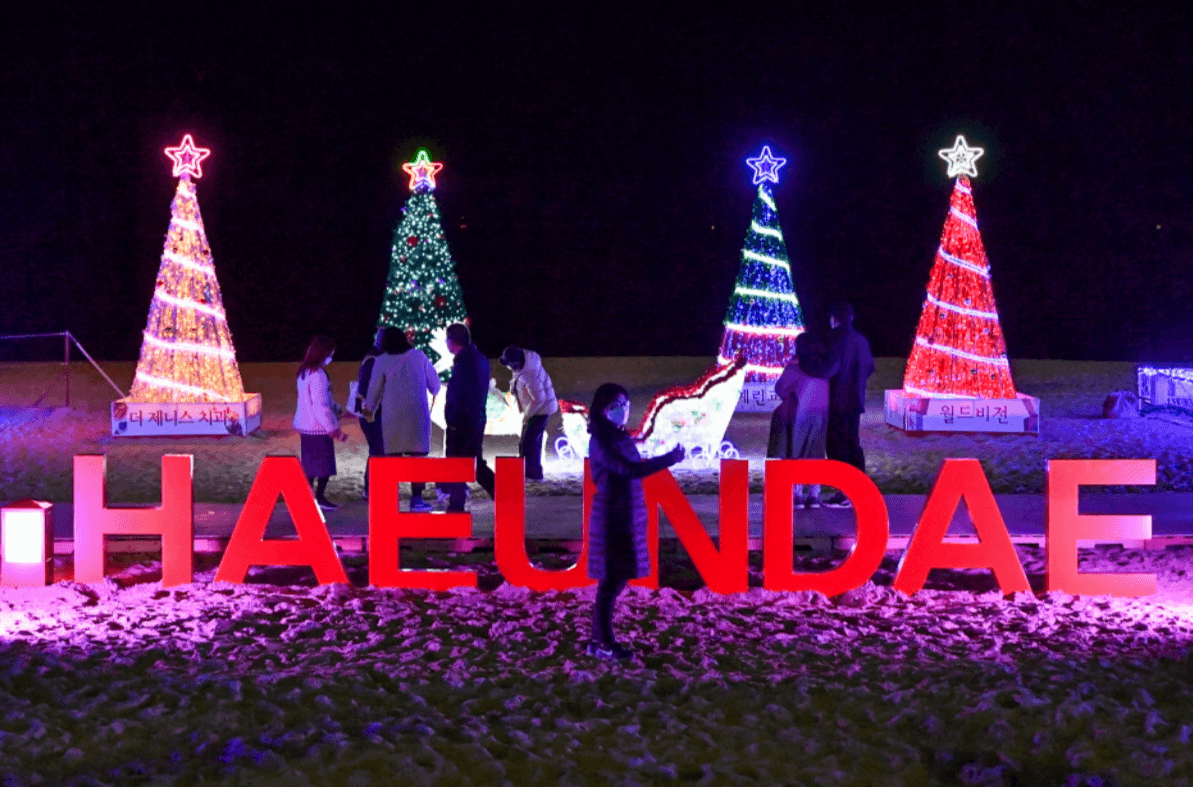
[3,547,1193,785]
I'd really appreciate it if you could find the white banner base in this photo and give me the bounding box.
[112,395,263,437]
[884,389,1040,435]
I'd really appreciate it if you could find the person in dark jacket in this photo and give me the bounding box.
[355,331,384,499]
[824,302,875,508]
[586,383,684,661]
[441,323,496,512]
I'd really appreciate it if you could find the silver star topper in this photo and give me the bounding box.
[938,135,984,178]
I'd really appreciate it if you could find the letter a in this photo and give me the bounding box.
[893,458,1029,595]
[215,456,347,585]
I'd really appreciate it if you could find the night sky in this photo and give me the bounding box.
[3,5,1192,363]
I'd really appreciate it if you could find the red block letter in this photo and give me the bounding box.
[74,454,194,587]
[495,457,595,591]
[1046,459,1156,597]
[641,460,749,594]
[893,458,1030,595]
[214,456,348,585]
[368,457,476,590]
[763,459,888,596]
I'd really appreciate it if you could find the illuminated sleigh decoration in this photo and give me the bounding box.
[554,357,746,468]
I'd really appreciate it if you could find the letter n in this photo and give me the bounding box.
[641,460,749,594]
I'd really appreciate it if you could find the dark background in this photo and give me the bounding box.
[2,3,1191,363]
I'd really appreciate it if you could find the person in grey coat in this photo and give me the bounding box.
[586,382,684,661]
[362,327,441,512]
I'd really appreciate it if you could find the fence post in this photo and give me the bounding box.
[64,332,70,407]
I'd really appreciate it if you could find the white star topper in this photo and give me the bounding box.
[938,135,984,178]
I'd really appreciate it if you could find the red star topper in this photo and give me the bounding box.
[165,134,212,179]
[402,149,443,191]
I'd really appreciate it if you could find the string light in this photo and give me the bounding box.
[127,140,249,405]
[901,169,1018,399]
[164,134,211,179]
[745,145,787,185]
[718,179,806,385]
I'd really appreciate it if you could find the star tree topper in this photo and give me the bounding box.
[938,135,984,178]
[165,134,212,179]
[402,149,444,191]
[745,145,787,185]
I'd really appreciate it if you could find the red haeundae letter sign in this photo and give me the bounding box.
[68,455,1159,598]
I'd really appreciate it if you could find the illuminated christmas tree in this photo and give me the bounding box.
[378,149,467,377]
[717,145,805,384]
[902,136,1016,399]
[128,135,247,404]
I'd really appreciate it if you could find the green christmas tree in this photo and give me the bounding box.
[378,149,467,377]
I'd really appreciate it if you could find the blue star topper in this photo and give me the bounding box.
[746,145,787,185]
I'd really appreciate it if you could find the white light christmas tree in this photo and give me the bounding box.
[114,135,260,436]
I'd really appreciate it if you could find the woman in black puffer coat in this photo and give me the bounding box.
[586,383,684,660]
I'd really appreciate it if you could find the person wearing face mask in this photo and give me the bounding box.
[294,334,348,511]
[586,383,685,661]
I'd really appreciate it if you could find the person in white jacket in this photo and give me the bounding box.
[499,345,558,480]
[293,335,347,511]
[363,327,441,512]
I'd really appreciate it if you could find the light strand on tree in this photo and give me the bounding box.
[742,249,791,270]
[734,287,798,303]
[750,221,782,239]
[141,331,236,360]
[914,336,1008,366]
[925,294,1000,319]
[722,323,804,337]
[152,291,227,321]
[132,372,232,401]
[940,248,990,278]
[163,251,216,276]
[950,206,978,229]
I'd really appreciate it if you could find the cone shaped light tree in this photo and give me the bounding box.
[901,136,1016,399]
[718,145,805,388]
[377,149,467,378]
[129,135,247,404]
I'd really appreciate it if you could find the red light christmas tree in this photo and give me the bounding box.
[902,136,1016,399]
[886,136,1038,434]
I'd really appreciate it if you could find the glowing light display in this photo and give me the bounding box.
[127,147,248,405]
[745,145,787,185]
[378,150,467,379]
[717,180,805,382]
[938,135,984,179]
[901,172,1017,400]
[1,500,53,587]
[556,358,745,466]
[164,134,212,179]
[401,149,444,192]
